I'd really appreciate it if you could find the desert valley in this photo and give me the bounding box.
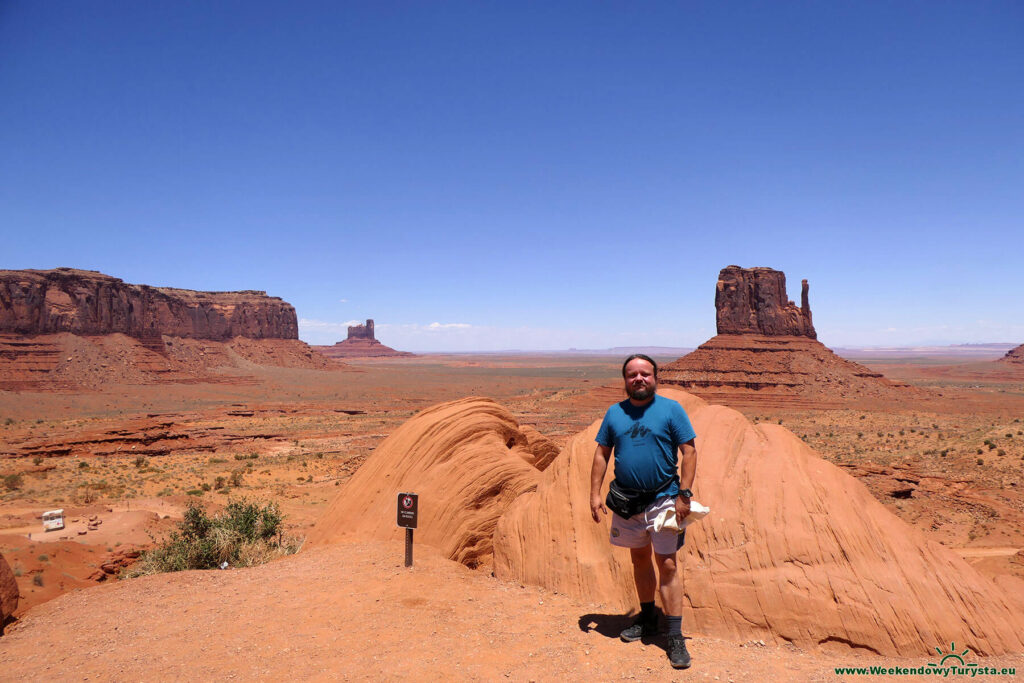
[0,266,1022,680]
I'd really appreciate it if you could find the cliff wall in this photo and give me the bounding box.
[716,265,816,338]
[0,269,298,340]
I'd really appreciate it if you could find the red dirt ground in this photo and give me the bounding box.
[2,349,1023,679]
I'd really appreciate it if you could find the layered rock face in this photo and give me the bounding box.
[305,397,555,566]
[314,318,413,358]
[661,266,912,407]
[1001,344,1024,364]
[0,269,338,389]
[310,391,1024,656]
[716,265,816,338]
[0,269,298,340]
[0,552,16,633]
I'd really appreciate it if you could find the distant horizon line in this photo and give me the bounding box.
[310,342,1020,356]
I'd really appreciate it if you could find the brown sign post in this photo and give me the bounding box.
[397,492,418,567]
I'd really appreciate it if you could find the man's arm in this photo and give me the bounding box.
[675,439,697,518]
[590,444,612,522]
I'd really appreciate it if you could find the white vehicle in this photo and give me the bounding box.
[42,509,65,532]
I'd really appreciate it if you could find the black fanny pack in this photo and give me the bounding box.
[605,476,677,519]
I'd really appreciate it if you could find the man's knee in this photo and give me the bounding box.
[654,552,679,579]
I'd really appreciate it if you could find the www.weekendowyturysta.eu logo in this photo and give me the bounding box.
[833,642,1017,677]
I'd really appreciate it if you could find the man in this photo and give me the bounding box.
[589,353,697,670]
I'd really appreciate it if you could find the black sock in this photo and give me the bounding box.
[667,615,682,637]
[639,601,656,622]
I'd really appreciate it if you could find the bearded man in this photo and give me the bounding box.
[589,353,698,670]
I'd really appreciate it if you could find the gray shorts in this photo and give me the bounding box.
[609,496,686,556]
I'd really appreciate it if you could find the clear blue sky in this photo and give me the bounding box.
[2,2,1021,351]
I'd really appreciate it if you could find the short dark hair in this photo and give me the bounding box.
[622,353,657,378]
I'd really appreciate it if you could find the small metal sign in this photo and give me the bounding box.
[397,492,418,528]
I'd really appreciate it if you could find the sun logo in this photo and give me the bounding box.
[929,642,977,668]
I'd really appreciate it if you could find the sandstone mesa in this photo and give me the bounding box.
[0,268,338,389]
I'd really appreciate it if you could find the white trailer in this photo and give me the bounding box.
[42,509,65,532]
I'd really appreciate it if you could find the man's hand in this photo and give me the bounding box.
[590,444,612,523]
[674,494,691,520]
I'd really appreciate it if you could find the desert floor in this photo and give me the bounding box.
[1,351,1023,680]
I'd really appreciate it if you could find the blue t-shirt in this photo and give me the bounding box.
[595,394,696,496]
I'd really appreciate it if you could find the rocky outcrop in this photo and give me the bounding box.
[493,388,1024,656]
[309,390,1024,656]
[716,266,815,338]
[1000,344,1024,364]
[304,398,552,567]
[314,319,414,358]
[660,266,915,407]
[0,552,17,633]
[0,268,298,341]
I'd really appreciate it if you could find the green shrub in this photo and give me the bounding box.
[32,456,43,466]
[32,573,44,587]
[134,456,147,468]
[3,473,23,491]
[124,499,297,576]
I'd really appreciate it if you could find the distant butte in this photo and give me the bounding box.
[314,319,414,359]
[659,266,918,408]
[1000,343,1024,365]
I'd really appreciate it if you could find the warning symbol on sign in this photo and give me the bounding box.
[397,492,418,528]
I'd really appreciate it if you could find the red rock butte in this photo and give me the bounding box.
[309,390,1024,657]
[314,319,414,359]
[0,268,338,389]
[659,265,916,408]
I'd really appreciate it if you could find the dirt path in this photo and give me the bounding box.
[2,540,1021,681]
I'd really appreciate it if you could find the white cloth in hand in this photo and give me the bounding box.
[652,500,710,532]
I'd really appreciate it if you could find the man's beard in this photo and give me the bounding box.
[626,383,655,401]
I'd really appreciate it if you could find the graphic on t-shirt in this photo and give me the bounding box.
[628,423,651,440]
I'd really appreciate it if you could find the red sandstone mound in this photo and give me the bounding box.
[314,319,414,359]
[0,269,340,389]
[0,552,16,632]
[660,266,917,407]
[999,344,1024,365]
[305,397,555,566]
[312,389,1024,657]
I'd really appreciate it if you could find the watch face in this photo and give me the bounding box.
[680,489,693,498]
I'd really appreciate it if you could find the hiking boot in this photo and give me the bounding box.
[619,615,658,642]
[667,635,691,669]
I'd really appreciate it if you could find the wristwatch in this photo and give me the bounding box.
[679,488,693,499]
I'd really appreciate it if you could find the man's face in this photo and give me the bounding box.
[623,358,656,402]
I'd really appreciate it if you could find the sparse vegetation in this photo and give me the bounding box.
[124,499,298,576]
[3,473,24,491]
